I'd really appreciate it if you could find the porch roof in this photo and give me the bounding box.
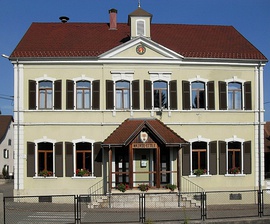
[102,118,187,147]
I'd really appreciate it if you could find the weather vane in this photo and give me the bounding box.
[138,0,141,7]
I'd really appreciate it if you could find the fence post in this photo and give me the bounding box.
[258,190,263,217]
[201,192,206,221]
[139,193,145,223]
[75,195,81,224]
[0,193,3,224]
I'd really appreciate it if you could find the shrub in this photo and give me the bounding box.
[165,183,177,191]
[138,183,149,192]
[116,183,129,192]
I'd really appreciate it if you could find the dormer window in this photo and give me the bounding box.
[137,20,145,36]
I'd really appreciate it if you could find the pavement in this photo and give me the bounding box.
[0,179,13,197]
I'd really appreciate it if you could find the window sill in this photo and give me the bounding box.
[225,174,246,177]
[33,176,57,179]
[72,176,96,179]
[189,174,212,178]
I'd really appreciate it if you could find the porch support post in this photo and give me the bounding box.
[177,148,181,191]
[156,146,161,188]
[129,145,134,189]
[109,147,112,193]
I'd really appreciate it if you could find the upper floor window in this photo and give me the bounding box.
[76,81,91,109]
[106,79,139,110]
[192,82,205,109]
[144,79,177,110]
[228,82,242,110]
[39,81,52,109]
[219,80,251,110]
[182,80,214,110]
[154,81,168,109]
[116,81,130,109]
[29,79,62,110]
[66,79,100,110]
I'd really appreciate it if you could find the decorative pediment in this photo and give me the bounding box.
[99,36,184,60]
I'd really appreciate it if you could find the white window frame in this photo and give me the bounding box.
[189,136,211,176]
[34,137,56,178]
[72,136,96,178]
[225,135,244,176]
[136,19,145,36]
[35,75,56,110]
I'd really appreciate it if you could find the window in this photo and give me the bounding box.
[66,79,100,110]
[219,140,251,175]
[182,80,215,110]
[228,82,242,110]
[29,79,62,110]
[228,142,241,172]
[219,81,251,110]
[192,142,207,172]
[144,79,176,110]
[8,139,11,146]
[38,142,53,174]
[116,81,130,109]
[3,149,9,159]
[76,142,92,174]
[137,20,145,36]
[76,81,91,109]
[39,81,52,109]
[154,81,168,109]
[192,82,205,109]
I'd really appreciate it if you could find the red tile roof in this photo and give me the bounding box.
[102,118,187,147]
[10,22,267,61]
[0,115,13,143]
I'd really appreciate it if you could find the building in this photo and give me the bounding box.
[7,6,268,196]
[0,115,13,178]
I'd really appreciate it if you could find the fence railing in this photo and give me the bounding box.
[4,190,270,223]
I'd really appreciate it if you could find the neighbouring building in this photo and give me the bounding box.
[6,6,268,196]
[0,115,14,178]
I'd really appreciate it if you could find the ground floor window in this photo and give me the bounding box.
[76,142,92,176]
[192,142,207,173]
[228,141,241,174]
[38,142,53,176]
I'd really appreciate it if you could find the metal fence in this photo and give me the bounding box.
[4,190,270,223]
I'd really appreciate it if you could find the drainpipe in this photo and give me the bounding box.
[258,62,262,192]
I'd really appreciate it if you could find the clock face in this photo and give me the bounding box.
[136,44,146,55]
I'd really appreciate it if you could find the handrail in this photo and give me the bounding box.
[88,178,104,196]
[181,176,204,193]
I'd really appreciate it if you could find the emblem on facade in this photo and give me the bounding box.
[140,131,148,143]
[136,44,146,55]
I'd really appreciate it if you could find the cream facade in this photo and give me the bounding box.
[8,7,267,196]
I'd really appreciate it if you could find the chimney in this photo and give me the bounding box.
[109,8,117,30]
[59,16,69,23]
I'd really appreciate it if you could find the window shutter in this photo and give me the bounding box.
[106,80,114,109]
[182,81,190,110]
[182,144,190,176]
[209,141,217,175]
[54,80,62,110]
[144,80,152,109]
[244,81,252,110]
[207,81,215,110]
[219,141,226,175]
[132,80,140,110]
[29,80,36,110]
[65,142,74,177]
[92,80,100,110]
[244,141,251,174]
[94,142,102,177]
[170,80,177,110]
[219,81,227,110]
[27,142,35,177]
[55,142,63,177]
[66,80,74,110]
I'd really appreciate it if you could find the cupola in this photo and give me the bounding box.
[128,6,153,39]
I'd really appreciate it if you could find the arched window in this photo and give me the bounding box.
[39,81,52,109]
[192,81,205,109]
[228,82,242,110]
